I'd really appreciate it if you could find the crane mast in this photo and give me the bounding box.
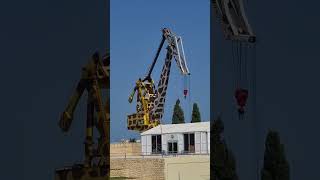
[55,51,110,180]
[127,28,190,132]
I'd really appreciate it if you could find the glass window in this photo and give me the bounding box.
[151,135,162,154]
[183,133,195,153]
[173,142,178,153]
[168,142,172,152]
[152,135,156,153]
[190,133,195,153]
[157,135,162,152]
[184,134,189,152]
[168,142,178,154]
[190,133,195,145]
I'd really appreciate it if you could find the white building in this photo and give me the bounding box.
[141,121,210,155]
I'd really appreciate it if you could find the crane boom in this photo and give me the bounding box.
[127,28,190,132]
[59,79,86,132]
[213,0,256,42]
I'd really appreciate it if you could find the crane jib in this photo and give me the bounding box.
[127,28,191,133]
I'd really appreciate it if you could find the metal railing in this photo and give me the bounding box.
[110,151,210,159]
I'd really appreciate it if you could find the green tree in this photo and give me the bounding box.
[172,99,185,124]
[261,130,290,180]
[211,116,238,180]
[191,103,201,123]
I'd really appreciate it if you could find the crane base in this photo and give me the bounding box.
[55,164,109,180]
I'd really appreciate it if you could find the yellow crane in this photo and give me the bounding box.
[127,28,190,132]
[55,51,110,180]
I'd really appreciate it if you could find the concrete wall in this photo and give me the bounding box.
[110,142,141,157]
[110,155,210,180]
[110,158,165,180]
[164,155,210,180]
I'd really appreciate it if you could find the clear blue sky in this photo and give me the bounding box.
[110,1,210,142]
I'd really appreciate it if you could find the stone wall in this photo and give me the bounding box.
[110,142,141,157]
[111,158,165,180]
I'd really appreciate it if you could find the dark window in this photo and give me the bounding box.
[152,136,156,153]
[157,135,162,152]
[173,142,178,153]
[151,135,162,154]
[184,134,189,151]
[190,133,195,153]
[183,133,195,153]
[168,142,172,152]
[168,142,178,154]
[190,133,195,145]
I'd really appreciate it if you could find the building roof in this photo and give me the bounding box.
[141,121,210,135]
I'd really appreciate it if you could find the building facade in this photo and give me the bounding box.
[141,121,210,155]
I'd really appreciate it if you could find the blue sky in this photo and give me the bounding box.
[110,0,210,142]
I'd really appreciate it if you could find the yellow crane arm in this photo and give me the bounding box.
[59,80,86,132]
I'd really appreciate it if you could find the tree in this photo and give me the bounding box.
[211,116,239,180]
[261,130,290,180]
[191,103,201,123]
[172,99,185,124]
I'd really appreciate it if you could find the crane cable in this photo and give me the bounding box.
[251,43,258,180]
[232,41,237,90]
[231,40,237,119]
[234,41,251,120]
[239,42,242,88]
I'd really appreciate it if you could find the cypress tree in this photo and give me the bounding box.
[191,103,201,123]
[172,99,185,124]
[261,130,290,180]
[211,116,239,180]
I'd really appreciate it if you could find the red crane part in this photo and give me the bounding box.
[183,89,188,98]
[235,88,248,114]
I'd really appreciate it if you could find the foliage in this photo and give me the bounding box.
[211,116,239,180]
[191,103,201,123]
[261,130,290,180]
[172,99,185,124]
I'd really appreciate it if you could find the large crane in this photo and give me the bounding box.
[213,0,256,117]
[211,0,258,180]
[55,51,110,180]
[127,28,190,132]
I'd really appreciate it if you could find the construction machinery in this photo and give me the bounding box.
[213,0,256,43]
[55,51,110,180]
[127,28,190,132]
[211,0,259,179]
[212,0,256,118]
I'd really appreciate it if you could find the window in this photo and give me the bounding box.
[151,135,162,154]
[183,133,195,153]
[184,134,189,151]
[168,142,178,154]
[157,135,161,152]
